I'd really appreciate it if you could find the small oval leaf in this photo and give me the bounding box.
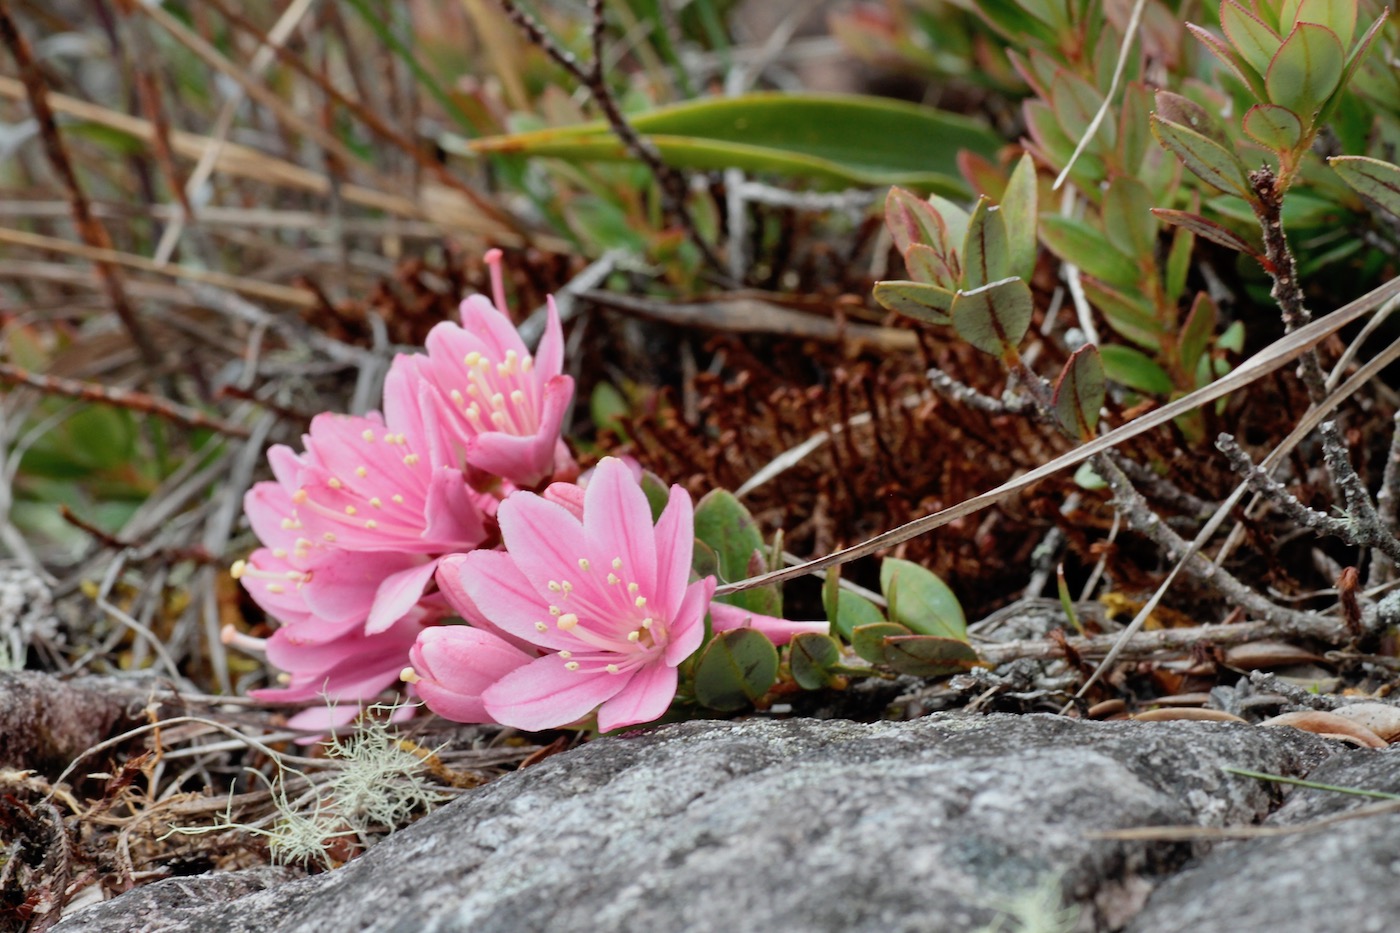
[1266,22,1345,120]
[1053,345,1106,441]
[693,628,780,711]
[961,197,1011,290]
[1330,155,1400,219]
[1242,103,1305,152]
[851,621,912,665]
[788,633,844,690]
[950,277,1034,357]
[879,557,967,640]
[1150,115,1253,200]
[874,280,955,325]
[1101,344,1175,395]
[882,636,983,677]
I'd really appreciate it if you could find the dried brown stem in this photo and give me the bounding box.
[0,1,161,372]
[0,363,250,437]
[59,506,218,566]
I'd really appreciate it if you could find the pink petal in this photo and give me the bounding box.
[651,483,695,615]
[365,560,440,634]
[543,482,586,520]
[458,550,574,650]
[582,457,657,596]
[709,602,830,646]
[664,576,715,666]
[302,550,418,625]
[423,466,488,549]
[534,295,565,380]
[596,662,677,732]
[495,492,588,593]
[465,431,556,490]
[482,655,630,732]
[460,295,529,360]
[266,445,303,490]
[410,626,533,723]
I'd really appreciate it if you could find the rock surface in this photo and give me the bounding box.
[1130,745,1400,933]
[54,713,1367,932]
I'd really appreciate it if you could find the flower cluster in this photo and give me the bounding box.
[232,252,824,733]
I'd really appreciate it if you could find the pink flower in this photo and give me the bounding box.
[242,613,427,735]
[389,269,575,489]
[237,444,457,636]
[402,626,535,723]
[709,602,829,646]
[444,457,712,732]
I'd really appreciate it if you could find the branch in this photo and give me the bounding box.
[0,363,251,437]
[495,0,724,274]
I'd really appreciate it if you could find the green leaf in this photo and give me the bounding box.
[1266,23,1345,120]
[1101,344,1175,395]
[879,557,966,640]
[832,590,888,643]
[1039,215,1139,289]
[1185,23,1268,100]
[590,382,630,439]
[1000,154,1039,281]
[692,628,779,711]
[1179,292,1219,373]
[821,562,841,626]
[788,633,844,690]
[1074,461,1108,490]
[874,280,955,325]
[467,93,999,193]
[886,187,949,258]
[1164,223,1194,304]
[950,277,1034,357]
[1053,345,1106,441]
[1118,82,1152,173]
[1080,278,1168,349]
[903,244,959,289]
[926,195,973,256]
[1221,0,1283,78]
[1102,177,1156,260]
[639,470,672,522]
[1150,115,1254,200]
[1330,156,1400,219]
[851,621,913,665]
[1050,68,1112,151]
[1283,0,1355,48]
[1151,208,1263,259]
[694,490,782,617]
[1242,103,1305,153]
[692,539,719,580]
[1153,91,1232,150]
[881,636,983,677]
[960,197,1011,289]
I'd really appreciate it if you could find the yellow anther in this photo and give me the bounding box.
[292,489,308,504]
[534,621,548,632]
[365,520,378,530]
[606,664,619,674]
[612,557,623,570]
[328,478,342,489]
[356,466,368,478]
[578,558,591,571]
[627,631,641,642]
[392,494,405,504]
[266,583,286,594]
[345,506,358,515]
[565,661,580,671]
[557,613,579,630]
[400,667,421,684]
[362,429,376,442]
[322,532,337,542]
[634,596,647,608]
[369,497,383,508]
[230,560,247,579]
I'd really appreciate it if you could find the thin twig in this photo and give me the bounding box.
[0,363,251,437]
[495,0,725,274]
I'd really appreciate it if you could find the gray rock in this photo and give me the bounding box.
[1130,745,1400,933]
[56,715,1341,933]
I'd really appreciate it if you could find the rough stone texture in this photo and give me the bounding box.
[0,672,160,777]
[55,714,1343,933]
[1131,745,1400,933]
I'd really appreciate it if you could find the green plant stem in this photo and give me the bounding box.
[1223,767,1400,801]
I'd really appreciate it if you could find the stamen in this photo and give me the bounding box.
[607,573,620,585]
[612,557,623,570]
[559,650,573,659]
[634,596,647,608]
[403,454,420,466]
[322,532,337,542]
[557,613,579,630]
[627,582,639,595]
[641,618,653,629]
[606,664,619,674]
[361,429,376,442]
[280,518,295,530]
[400,667,421,685]
[578,558,591,571]
[266,583,286,594]
[392,494,405,504]
[344,506,357,515]
[230,560,247,579]
[565,661,580,671]
[328,478,342,489]
[369,497,383,508]
[356,466,368,478]
[627,631,641,642]
[465,351,482,368]
[365,520,378,530]
[534,622,548,631]
[272,548,288,559]
[548,582,562,592]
